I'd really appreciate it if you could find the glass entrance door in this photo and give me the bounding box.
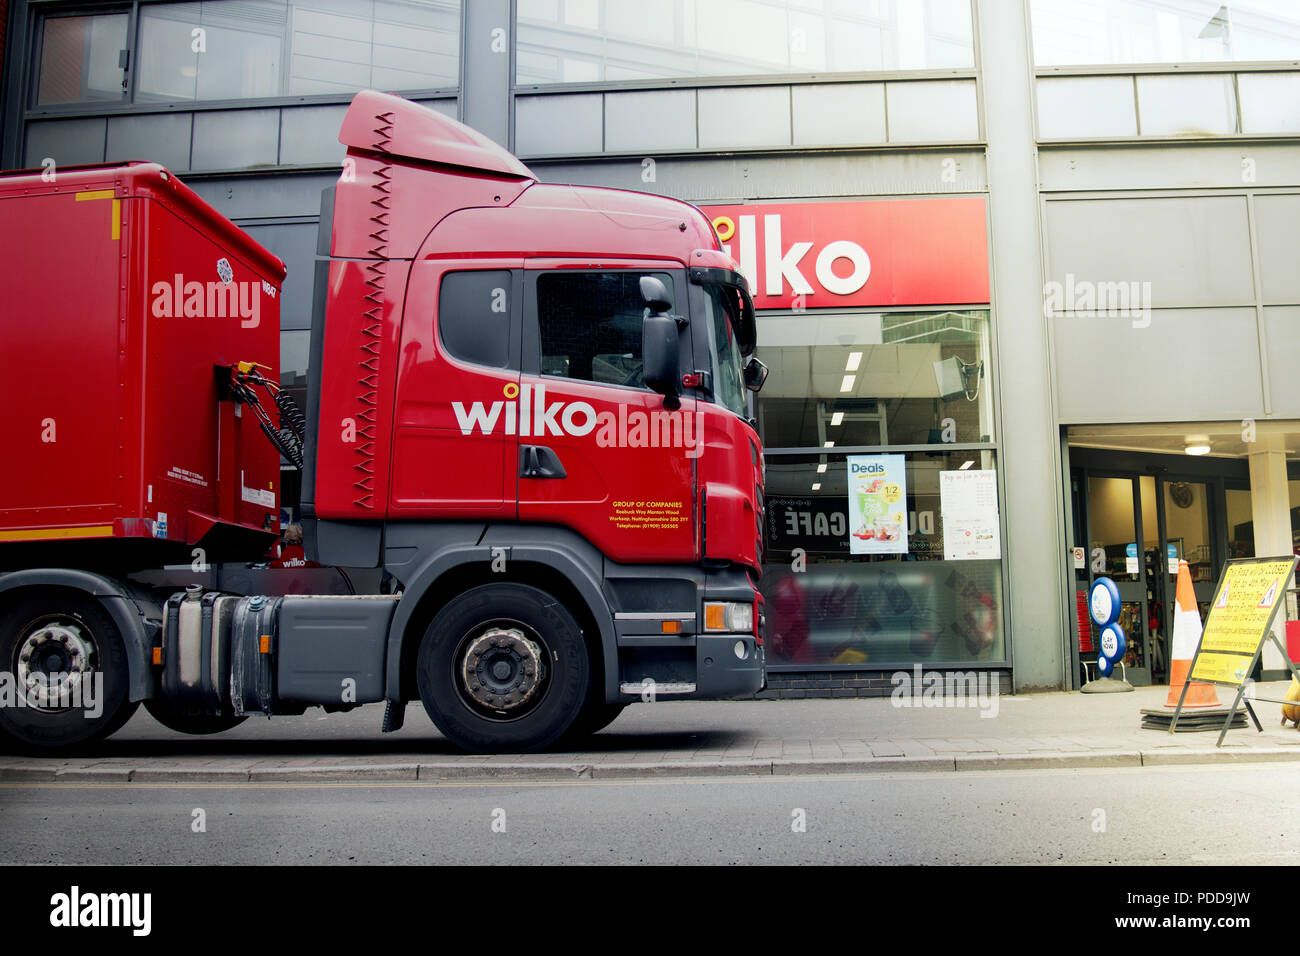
[1073,464,1231,687]
[1085,475,1153,685]
[1158,479,1218,665]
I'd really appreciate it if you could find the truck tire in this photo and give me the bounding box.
[556,701,627,745]
[144,698,248,736]
[416,583,589,753]
[0,593,138,753]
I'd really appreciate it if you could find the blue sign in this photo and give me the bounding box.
[1089,577,1121,628]
[1099,623,1126,661]
[1125,543,1137,558]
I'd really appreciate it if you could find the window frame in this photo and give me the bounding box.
[522,264,693,396]
[29,5,135,110]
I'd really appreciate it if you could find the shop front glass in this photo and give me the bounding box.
[756,308,1005,668]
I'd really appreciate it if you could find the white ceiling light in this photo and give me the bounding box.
[845,351,863,372]
[959,460,974,470]
[830,411,844,426]
[840,375,856,393]
[811,482,822,491]
[1185,434,1211,456]
[824,441,835,448]
[817,463,827,473]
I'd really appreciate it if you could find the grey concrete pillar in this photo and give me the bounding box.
[976,0,1068,689]
[1248,440,1293,678]
[458,0,513,149]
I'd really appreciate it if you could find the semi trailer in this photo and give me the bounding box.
[0,90,768,754]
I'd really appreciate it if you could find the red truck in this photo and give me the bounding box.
[0,91,768,754]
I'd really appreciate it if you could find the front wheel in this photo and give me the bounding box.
[0,593,138,752]
[556,701,627,745]
[416,583,589,753]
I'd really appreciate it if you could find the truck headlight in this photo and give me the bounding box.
[704,601,754,633]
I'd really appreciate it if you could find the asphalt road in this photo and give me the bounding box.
[3,762,1296,865]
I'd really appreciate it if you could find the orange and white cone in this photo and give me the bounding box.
[1165,559,1219,708]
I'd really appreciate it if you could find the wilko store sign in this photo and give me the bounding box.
[699,198,989,310]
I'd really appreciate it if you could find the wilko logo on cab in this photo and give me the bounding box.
[699,198,989,310]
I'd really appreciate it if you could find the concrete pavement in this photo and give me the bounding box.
[3,681,1299,783]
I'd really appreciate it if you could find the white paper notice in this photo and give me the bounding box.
[940,469,1001,561]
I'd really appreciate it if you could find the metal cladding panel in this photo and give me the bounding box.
[1054,307,1264,423]
[313,257,409,519]
[1044,195,1255,308]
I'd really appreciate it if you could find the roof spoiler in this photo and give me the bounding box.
[338,90,535,181]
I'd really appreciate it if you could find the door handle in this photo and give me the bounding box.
[519,445,566,479]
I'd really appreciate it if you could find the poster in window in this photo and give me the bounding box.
[940,469,1001,561]
[847,454,907,555]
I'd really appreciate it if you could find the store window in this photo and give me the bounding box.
[754,309,993,449]
[35,13,129,105]
[516,0,975,85]
[1031,0,1300,66]
[762,450,1005,667]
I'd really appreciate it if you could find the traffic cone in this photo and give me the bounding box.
[1165,559,1219,708]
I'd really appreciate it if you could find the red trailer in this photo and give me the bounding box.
[0,162,285,565]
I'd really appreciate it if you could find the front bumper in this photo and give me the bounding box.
[695,634,766,698]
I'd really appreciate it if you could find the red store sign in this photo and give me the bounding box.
[698,197,989,310]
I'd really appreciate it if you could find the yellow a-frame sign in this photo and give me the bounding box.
[1171,555,1300,746]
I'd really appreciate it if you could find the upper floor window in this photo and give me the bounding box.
[1032,0,1300,66]
[35,0,460,107]
[516,0,974,85]
[35,12,129,106]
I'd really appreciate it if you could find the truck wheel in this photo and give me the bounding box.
[417,583,589,753]
[144,698,248,736]
[0,594,137,753]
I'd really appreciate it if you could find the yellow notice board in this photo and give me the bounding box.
[1189,557,1297,684]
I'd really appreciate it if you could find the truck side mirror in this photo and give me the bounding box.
[639,275,672,314]
[642,312,680,408]
[743,356,768,392]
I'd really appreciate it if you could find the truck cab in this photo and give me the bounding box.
[303,92,768,750]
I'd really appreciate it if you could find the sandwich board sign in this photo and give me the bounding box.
[1170,555,1300,745]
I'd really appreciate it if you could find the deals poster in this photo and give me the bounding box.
[847,454,907,555]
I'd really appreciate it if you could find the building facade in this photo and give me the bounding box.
[4,0,1299,694]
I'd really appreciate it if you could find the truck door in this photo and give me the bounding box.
[518,263,697,563]
[389,260,522,518]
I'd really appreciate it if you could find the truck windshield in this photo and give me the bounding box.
[701,283,749,419]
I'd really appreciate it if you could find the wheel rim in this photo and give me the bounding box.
[13,615,99,713]
[454,620,550,721]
